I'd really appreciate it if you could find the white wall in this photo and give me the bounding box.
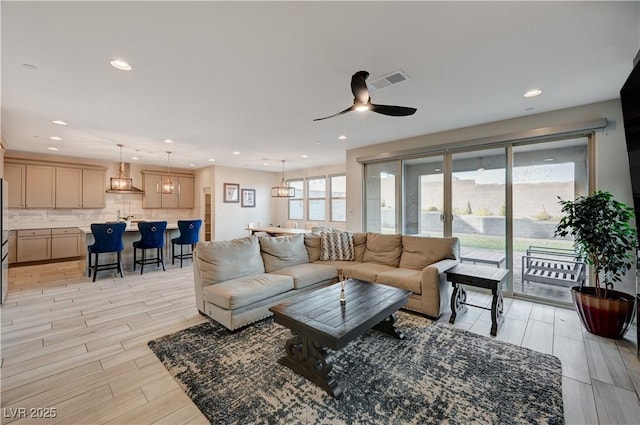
[195,165,279,241]
[346,99,635,293]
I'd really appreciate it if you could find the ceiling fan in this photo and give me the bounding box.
[313,70,417,121]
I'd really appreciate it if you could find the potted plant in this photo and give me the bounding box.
[555,190,637,339]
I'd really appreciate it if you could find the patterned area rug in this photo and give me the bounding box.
[148,312,564,424]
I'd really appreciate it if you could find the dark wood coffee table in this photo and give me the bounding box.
[269,279,410,398]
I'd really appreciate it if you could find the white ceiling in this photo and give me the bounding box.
[2,1,639,172]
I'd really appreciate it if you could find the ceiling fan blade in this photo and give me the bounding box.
[313,105,355,121]
[351,71,370,104]
[370,104,417,117]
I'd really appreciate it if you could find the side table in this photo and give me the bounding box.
[446,264,509,336]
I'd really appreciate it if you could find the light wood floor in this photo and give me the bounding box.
[1,262,639,424]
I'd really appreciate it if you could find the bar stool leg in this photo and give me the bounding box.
[117,251,124,278]
[172,242,175,265]
[133,247,137,271]
[180,244,184,268]
[140,249,145,275]
[159,248,166,271]
[92,253,99,282]
[88,248,92,277]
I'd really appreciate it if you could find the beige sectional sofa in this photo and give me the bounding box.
[193,231,460,330]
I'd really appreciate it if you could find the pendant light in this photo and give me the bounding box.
[157,151,180,194]
[272,160,295,198]
[110,144,133,191]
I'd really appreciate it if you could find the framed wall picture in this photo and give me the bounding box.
[223,183,240,203]
[241,188,256,208]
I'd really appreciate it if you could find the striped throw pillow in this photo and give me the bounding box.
[320,231,354,261]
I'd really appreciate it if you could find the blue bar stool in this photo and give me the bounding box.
[88,222,126,282]
[133,221,167,274]
[172,219,202,268]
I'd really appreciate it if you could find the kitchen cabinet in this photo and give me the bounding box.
[142,171,194,209]
[82,169,106,208]
[16,229,52,263]
[51,228,83,259]
[8,231,17,264]
[5,159,106,209]
[15,228,83,263]
[55,167,82,208]
[4,163,25,208]
[26,165,56,208]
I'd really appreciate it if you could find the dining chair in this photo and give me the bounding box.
[87,222,126,282]
[284,221,298,229]
[304,223,317,230]
[172,219,202,268]
[133,221,167,274]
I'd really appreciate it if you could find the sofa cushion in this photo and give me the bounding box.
[342,262,396,283]
[363,233,402,267]
[304,233,321,262]
[203,273,294,309]
[313,260,359,275]
[259,234,309,272]
[320,231,355,261]
[195,236,265,285]
[399,236,458,270]
[352,232,367,262]
[272,263,338,289]
[376,268,423,294]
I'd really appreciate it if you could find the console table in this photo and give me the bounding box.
[446,264,509,336]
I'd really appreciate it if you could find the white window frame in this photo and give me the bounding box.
[287,179,304,220]
[329,173,346,222]
[306,176,326,221]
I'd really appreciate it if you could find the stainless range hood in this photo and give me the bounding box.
[106,162,144,194]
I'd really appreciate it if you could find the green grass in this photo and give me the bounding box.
[455,233,574,252]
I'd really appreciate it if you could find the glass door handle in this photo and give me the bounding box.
[440,213,445,223]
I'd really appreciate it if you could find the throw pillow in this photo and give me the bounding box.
[320,231,355,261]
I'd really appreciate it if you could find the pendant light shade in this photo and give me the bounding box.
[272,160,295,198]
[157,151,180,194]
[110,144,133,191]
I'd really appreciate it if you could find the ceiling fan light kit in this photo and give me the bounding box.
[313,70,417,121]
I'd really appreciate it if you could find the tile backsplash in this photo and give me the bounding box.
[7,194,196,227]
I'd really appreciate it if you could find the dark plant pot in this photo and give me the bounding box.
[571,286,637,339]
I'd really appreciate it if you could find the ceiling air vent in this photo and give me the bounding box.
[368,70,409,92]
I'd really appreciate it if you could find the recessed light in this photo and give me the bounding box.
[523,89,542,98]
[233,151,240,155]
[301,155,308,159]
[47,147,58,151]
[263,162,269,166]
[131,156,139,160]
[338,135,347,140]
[110,59,132,71]
[50,136,62,141]
[52,120,67,126]
[544,158,554,162]
[163,139,174,144]
[189,163,196,167]
[208,158,215,162]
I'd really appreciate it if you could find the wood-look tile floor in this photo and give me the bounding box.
[1,263,639,424]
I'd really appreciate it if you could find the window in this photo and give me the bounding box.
[330,174,346,222]
[307,177,326,221]
[288,180,304,220]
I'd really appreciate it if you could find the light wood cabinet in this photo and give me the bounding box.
[5,159,106,209]
[82,169,106,208]
[142,171,194,209]
[16,229,52,263]
[51,228,83,259]
[8,231,17,264]
[178,176,195,208]
[26,165,56,208]
[55,167,82,208]
[15,228,83,263]
[4,163,25,208]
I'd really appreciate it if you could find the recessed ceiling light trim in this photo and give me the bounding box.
[50,136,62,141]
[47,147,58,151]
[163,139,174,144]
[110,59,132,71]
[52,120,67,126]
[523,89,542,98]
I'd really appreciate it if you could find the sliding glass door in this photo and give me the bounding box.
[403,156,445,237]
[364,161,401,233]
[451,148,507,269]
[512,138,589,303]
